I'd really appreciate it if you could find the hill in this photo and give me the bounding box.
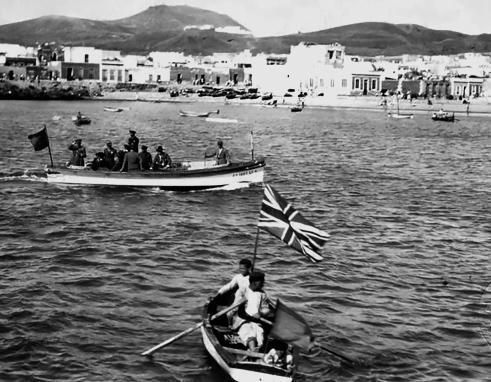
[254,22,491,56]
[0,6,490,56]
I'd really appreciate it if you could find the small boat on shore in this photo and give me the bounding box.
[431,111,455,122]
[45,158,265,190]
[71,115,91,126]
[201,299,295,382]
[290,106,303,112]
[387,112,414,119]
[104,106,124,112]
[179,109,220,117]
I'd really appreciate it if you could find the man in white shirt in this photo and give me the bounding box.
[211,259,252,324]
[217,258,251,299]
[234,271,273,351]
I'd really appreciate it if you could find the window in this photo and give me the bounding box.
[319,79,324,87]
[342,79,347,88]
[117,70,122,82]
[109,70,115,81]
[355,78,360,89]
[84,54,89,63]
[149,74,153,82]
[330,79,335,87]
[371,79,377,90]
[102,69,108,81]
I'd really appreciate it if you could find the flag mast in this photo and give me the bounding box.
[45,125,54,168]
[251,225,260,271]
[250,130,254,160]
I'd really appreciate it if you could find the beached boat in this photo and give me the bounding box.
[104,106,124,112]
[387,112,414,119]
[45,158,265,190]
[290,106,303,112]
[431,112,455,122]
[201,300,295,382]
[179,110,219,117]
[387,95,413,119]
[71,115,91,125]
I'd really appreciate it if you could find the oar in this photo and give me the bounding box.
[315,342,356,365]
[141,298,246,357]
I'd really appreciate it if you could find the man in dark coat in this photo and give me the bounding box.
[103,141,117,169]
[153,145,172,170]
[68,138,87,166]
[139,145,153,171]
[128,130,139,152]
[205,139,231,165]
[120,145,141,172]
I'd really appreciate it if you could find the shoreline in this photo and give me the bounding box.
[99,90,491,116]
[2,79,491,116]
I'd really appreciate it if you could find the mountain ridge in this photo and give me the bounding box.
[0,6,490,56]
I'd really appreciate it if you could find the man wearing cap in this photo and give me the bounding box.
[103,141,117,169]
[139,145,153,171]
[153,145,172,170]
[205,139,231,165]
[128,130,139,152]
[233,271,273,352]
[67,138,87,167]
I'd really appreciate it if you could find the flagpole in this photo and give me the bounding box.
[251,225,260,271]
[45,125,54,168]
[250,130,254,161]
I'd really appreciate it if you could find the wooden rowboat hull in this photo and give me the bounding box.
[388,113,413,119]
[201,302,293,382]
[46,159,265,190]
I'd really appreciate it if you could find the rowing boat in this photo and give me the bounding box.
[431,112,455,122]
[45,158,265,190]
[71,115,91,125]
[201,299,295,382]
[104,107,124,112]
[179,110,219,117]
[387,112,414,119]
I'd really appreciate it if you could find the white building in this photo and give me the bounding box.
[286,42,350,96]
[63,46,102,64]
[123,55,170,83]
[251,53,291,94]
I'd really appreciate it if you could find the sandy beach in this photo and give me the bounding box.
[100,89,491,117]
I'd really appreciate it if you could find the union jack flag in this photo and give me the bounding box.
[258,184,329,262]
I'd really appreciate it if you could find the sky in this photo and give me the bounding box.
[1,0,490,37]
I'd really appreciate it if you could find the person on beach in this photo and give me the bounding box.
[205,139,231,165]
[68,138,86,166]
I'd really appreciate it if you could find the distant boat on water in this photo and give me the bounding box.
[431,110,455,122]
[387,95,413,119]
[104,106,124,112]
[71,115,91,125]
[179,109,220,117]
